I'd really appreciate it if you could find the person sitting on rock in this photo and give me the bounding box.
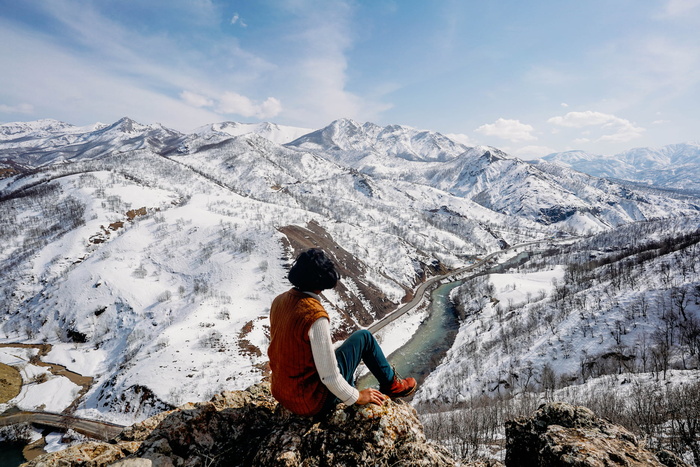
[268,248,417,417]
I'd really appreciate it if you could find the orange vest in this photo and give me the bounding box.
[268,288,330,416]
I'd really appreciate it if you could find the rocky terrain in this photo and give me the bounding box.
[506,402,689,467]
[23,384,689,467]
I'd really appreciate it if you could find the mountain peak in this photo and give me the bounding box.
[543,142,700,191]
[0,119,76,140]
[196,121,312,145]
[288,119,468,162]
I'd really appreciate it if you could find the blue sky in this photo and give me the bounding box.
[1,0,698,158]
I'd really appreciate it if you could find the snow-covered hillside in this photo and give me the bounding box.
[1,117,699,433]
[541,142,700,193]
[418,216,700,403]
[415,215,700,464]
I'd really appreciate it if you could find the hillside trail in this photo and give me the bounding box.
[0,343,93,414]
[0,342,125,460]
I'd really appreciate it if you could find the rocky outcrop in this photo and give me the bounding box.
[24,395,691,467]
[505,402,690,467]
[24,382,453,466]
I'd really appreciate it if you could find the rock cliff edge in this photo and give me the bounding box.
[24,384,690,466]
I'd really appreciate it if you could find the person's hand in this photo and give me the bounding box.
[355,388,387,406]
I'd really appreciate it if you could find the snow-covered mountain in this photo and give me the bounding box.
[291,121,700,232]
[0,116,699,436]
[541,142,700,193]
[288,118,469,165]
[193,121,312,145]
[0,117,182,170]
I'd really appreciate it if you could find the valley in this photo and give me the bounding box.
[0,117,699,464]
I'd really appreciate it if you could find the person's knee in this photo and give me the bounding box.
[352,329,373,345]
[352,329,377,350]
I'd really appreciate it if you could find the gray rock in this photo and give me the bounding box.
[24,382,454,466]
[505,401,690,467]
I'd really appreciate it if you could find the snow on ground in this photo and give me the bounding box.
[44,344,109,378]
[0,346,81,413]
[0,347,38,367]
[12,377,81,412]
[489,266,565,308]
[415,265,566,404]
[373,305,430,358]
[551,369,700,403]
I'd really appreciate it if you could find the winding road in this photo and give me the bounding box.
[367,238,559,334]
[0,409,124,441]
[0,343,126,447]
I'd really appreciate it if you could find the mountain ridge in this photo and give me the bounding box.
[542,142,700,193]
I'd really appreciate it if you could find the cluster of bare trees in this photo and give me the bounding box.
[564,380,700,466]
[420,380,700,465]
[421,218,700,463]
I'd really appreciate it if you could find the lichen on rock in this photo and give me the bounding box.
[24,393,687,466]
[505,401,690,467]
[23,382,453,466]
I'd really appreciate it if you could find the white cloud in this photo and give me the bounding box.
[217,92,282,119]
[548,111,613,128]
[179,89,282,120]
[662,0,700,16]
[445,133,474,146]
[180,91,213,108]
[475,118,537,142]
[231,13,247,27]
[547,111,645,143]
[0,103,34,114]
[598,124,645,142]
[512,145,557,160]
[560,102,569,108]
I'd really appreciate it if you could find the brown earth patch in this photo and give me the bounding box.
[0,167,20,178]
[108,221,124,231]
[278,220,412,339]
[0,362,22,403]
[238,319,263,358]
[90,207,149,244]
[126,207,147,220]
[22,437,47,462]
[0,343,93,413]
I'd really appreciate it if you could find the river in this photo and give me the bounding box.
[0,443,25,467]
[358,250,535,390]
[359,280,462,389]
[0,343,94,465]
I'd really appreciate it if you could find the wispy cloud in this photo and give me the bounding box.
[231,13,247,27]
[274,0,391,126]
[661,0,700,17]
[475,118,537,142]
[548,111,645,143]
[0,103,34,114]
[0,1,279,128]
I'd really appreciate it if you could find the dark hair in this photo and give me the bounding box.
[288,248,339,291]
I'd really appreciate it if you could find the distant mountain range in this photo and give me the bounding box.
[541,142,700,193]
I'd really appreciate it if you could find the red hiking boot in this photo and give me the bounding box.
[380,369,417,399]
